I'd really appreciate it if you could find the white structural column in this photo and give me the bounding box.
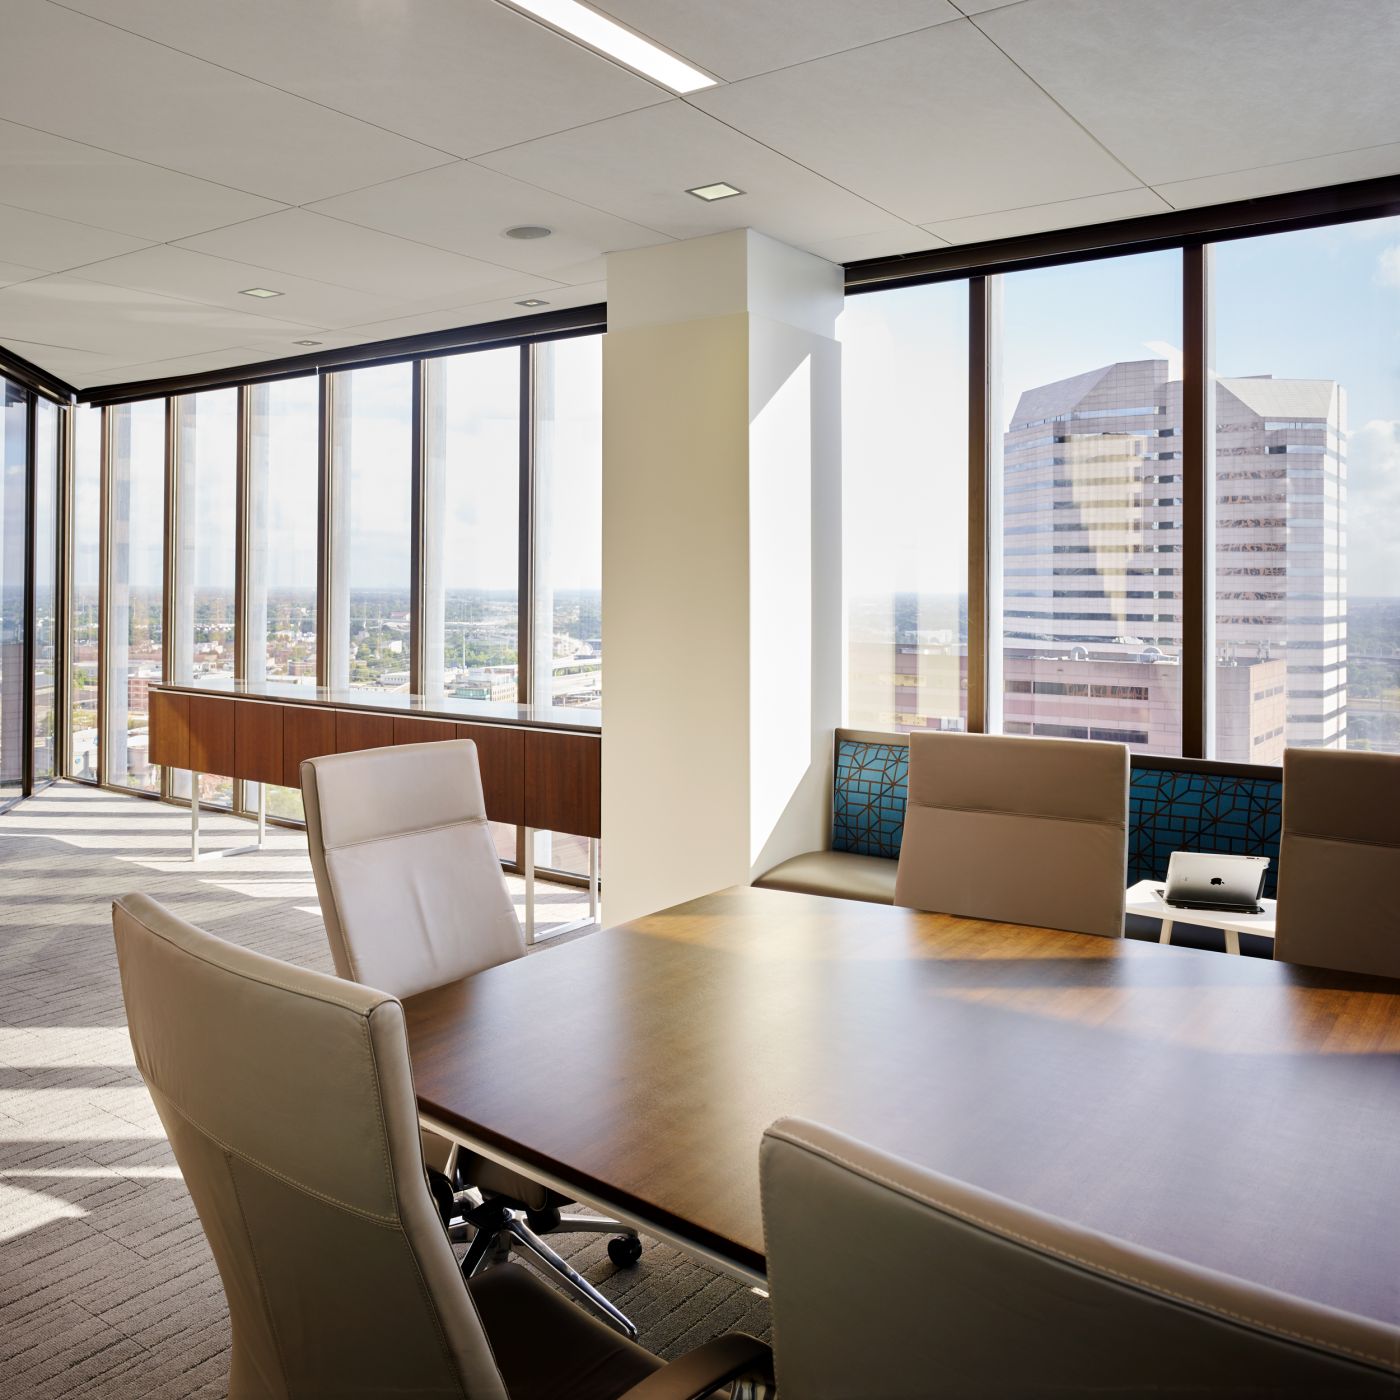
[602,229,843,925]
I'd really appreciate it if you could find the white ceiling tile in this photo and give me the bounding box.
[0,259,47,289]
[948,0,1022,13]
[476,101,912,251]
[59,0,667,158]
[592,0,960,81]
[0,0,451,204]
[976,0,1400,186]
[1155,145,1400,211]
[307,162,667,277]
[923,187,1169,244]
[689,21,1136,225]
[0,119,283,242]
[0,274,316,361]
[174,209,547,303]
[70,245,413,330]
[80,344,280,389]
[803,226,947,265]
[0,201,151,273]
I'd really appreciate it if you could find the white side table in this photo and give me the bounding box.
[1126,878,1277,956]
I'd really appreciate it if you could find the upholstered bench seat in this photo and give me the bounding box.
[755,849,898,905]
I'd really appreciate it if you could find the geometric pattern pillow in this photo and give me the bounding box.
[832,738,909,860]
[1128,766,1283,898]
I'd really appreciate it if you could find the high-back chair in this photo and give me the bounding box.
[760,1116,1400,1398]
[300,740,642,1334]
[301,739,641,1327]
[894,731,1129,937]
[1276,747,1400,980]
[111,894,769,1400]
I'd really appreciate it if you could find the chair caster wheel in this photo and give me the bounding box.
[607,1235,642,1267]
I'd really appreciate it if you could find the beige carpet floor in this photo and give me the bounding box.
[0,782,769,1398]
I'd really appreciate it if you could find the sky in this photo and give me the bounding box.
[839,213,1400,600]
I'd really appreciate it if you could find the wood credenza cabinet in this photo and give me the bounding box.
[149,688,601,839]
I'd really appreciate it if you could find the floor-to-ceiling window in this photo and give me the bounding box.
[1,379,27,804]
[329,363,412,692]
[840,283,969,734]
[1211,217,1399,757]
[70,404,101,781]
[32,396,59,787]
[532,335,602,878]
[172,388,237,805]
[106,399,165,792]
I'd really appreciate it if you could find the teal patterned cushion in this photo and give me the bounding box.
[832,739,908,860]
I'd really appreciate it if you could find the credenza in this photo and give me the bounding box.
[148,680,601,941]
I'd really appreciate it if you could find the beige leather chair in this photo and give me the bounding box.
[111,893,771,1400]
[894,731,1129,938]
[300,739,641,1335]
[761,1116,1400,1397]
[1276,747,1400,980]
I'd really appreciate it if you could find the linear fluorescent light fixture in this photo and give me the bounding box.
[504,0,717,93]
[239,287,283,298]
[687,181,744,202]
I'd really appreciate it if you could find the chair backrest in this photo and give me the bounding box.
[1276,747,1400,979]
[301,740,524,1000]
[761,1117,1400,1399]
[893,731,1129,937]
[111,893,510,1400]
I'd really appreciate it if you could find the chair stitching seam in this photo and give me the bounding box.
[118,904,385,1015]
[226,1144,292,1393]
[772,1130,1397,1371]
[1283,831,1400,853]
[322,817,489,854]
[157,1088,400,1226]
[362,1005,471,1397]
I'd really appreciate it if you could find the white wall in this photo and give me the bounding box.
[602,230,843,924]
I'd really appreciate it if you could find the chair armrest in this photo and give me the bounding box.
[619,1334,773,1400]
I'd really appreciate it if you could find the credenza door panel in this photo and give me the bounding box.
[282,705,337,789]
[187,695,236,778]
[148,690,190,771]
[524,731,600,838]
[457,723,525,827]
[394,716,457,746]
[235,702,284,787]
[336,709,394,754]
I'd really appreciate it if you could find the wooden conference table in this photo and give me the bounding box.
[403,885,1400,1327]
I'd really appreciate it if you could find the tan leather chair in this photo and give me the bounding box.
[1276,747,1400,980]
[761,1116,1400,1397]
[111,893,771,1400]
[300,739,642,1335]
[894,731,1129,938]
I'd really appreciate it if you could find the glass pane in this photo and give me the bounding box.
[108,399,165,792]
[1,379,26,800]
[173,389,237,806]
[69,405,101,781]
[841,283,969,733]
[331,363,412,691]
[995,252,1183,754]
[423,348,520,702]
[532,336,601,710]
[1212,221,1396,756]
[249,377,319,687]
[32,398,59,784]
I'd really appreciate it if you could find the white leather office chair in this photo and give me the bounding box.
[761,1117,1400,1397]
[111,893,771,1400]
[300,739,642,1336]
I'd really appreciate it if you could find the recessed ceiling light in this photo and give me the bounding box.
[503,0,716,94]
[239,287,283,298]
[515,299,550,308]
[505,225,553,240]
[687,182,744,202]
[293,339,323,346]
